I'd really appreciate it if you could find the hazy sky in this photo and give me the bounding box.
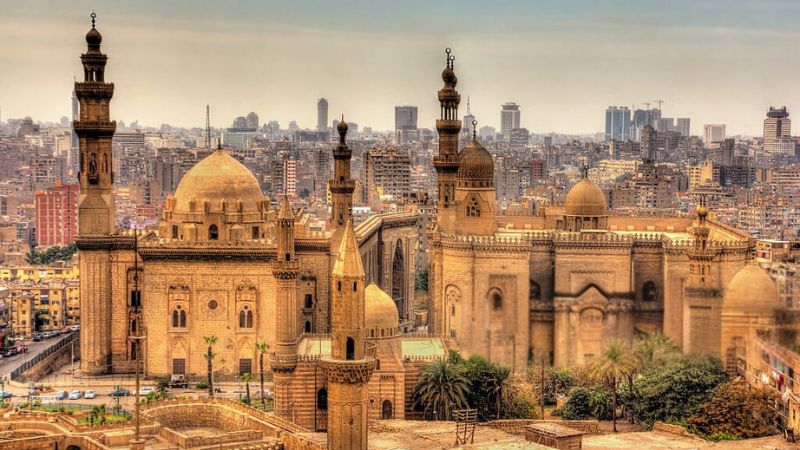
[1,0,799,135]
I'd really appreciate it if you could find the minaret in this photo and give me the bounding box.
[433,48,462,234]
[271,196,300,420]
[75,12,116,376]
[329,118,354,248]
[75,12,116,236]
[321,220,374,450]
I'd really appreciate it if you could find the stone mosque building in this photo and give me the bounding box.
[69,15,782,448]
[427,51,780,372]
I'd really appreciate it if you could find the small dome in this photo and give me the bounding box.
[724,264,780,316]
[457,139,494,183]
[86,27,102,47]
[172,150,264,214]
[365,283,399,334]
[442,67,457,86]
[337,120,348,133]
[565,177,607,216]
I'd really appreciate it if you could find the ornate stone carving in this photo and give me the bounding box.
[320,358,375,384]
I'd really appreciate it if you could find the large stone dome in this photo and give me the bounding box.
[565,177,607,216]
[365,283,399,336]
[724,264,780,316]
[173,150,264,214]
[457,139,494,185]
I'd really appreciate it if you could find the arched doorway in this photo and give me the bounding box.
[381,399,393,419]
[391,240,405,321]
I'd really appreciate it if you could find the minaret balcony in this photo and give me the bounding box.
[73,120,116,135]
[319,357,376,384]
[272,260,300,279]
[269,353,298,373]
[329,180,356,193]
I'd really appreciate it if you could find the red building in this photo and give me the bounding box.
[34,182,78,247]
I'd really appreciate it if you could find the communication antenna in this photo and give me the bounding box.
[205,105,211,151]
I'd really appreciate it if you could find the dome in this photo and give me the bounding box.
[172,150,264,214]
[365,283,399,334]
[337,120,348,134]
[442,66,457,86]
[565,177,607,216]
[724,264,780,316]
[457,139,494,183]
[86,27,102,47]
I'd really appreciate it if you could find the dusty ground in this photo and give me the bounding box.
[366,421,797,450]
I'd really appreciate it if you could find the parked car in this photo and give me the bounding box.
[16,346,27,354]
[168,374,188,389]
[83,390,96,399]
[138,387,154,396]
[108,387,130,397]
[32,334,44,342]
[70,325,80,332]
[68,390,83,400]
[0,391,12,399]
[2,348,18,358]
[54,390,69,400]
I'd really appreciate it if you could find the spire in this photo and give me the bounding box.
[205,105,211,151]
[85,12,102,53]
[332,220,364,278]
[278,195,293,220]
[581,165,589,179]
[337,114,348,143]
[472,119,478,140]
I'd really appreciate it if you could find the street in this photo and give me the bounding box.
[0,333,73,378]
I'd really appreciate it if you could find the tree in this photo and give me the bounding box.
[257,341,268,405]
[415,269,428,292]
[487,365,512,420]
[242,372,252,404]
[625,353,727,426]
[462,355,501,421]
[25,243,78,265]
[559,387,592,420]
[412,358,470,420]
[688,380,775,439]
[633,333,680,370]
[203,336,217,398]
[90,404,107,425]
[590,343,637,432]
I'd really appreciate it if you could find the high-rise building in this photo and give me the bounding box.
[317,98,328,132]
[232,116,248,129]
[656,117,674,133]
[763,106,791,154]
[363,147,411,207]
[35,182,79,247]
[394,105,418,143]
[461,97,475,135]
[632,108,661,141]
[676,118,691,137]
[273,154,297,198]
[641,124,657,160]
[703,124,726,145]
[245,112,259,130]
[604,106,631,141]
[500,102,521,138]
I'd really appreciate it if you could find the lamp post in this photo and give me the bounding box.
[129,228,146,450]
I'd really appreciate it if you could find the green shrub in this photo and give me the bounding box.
[196,380,209,389]
[560,387,592,420]
[707,431,740,442]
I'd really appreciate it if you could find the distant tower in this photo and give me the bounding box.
[318,98,329,132]
[329,119,354,247]
[271,197,300,420]
[205,105,211,151]
[321,220,374,450]
[433,48,462,234]
[74,12,117,375]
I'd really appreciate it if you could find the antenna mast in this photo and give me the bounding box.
[205,105,211,151]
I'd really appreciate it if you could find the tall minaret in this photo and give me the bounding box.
[271,196,300,420]
[433,48,462,234]
[321,220,374,450]
[329,119,354,248]
[75,12,116,376]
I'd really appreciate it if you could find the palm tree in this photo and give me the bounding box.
[590,343,637,432]
[633,332,678,370]
[257,341,268,405]
[203,336,217,398]
[412,359,470,420]
[242,372,252,404]
[90,404,107,425]
[487,365,512,420]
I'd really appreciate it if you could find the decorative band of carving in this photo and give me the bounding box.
[320,357,375,384]
[270,354,297,372]
[273,261,300,279]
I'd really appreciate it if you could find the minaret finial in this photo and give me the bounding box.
[581,165,589,179]
[91,11,96,28]
[445,48,451,68]
[472,119,478,140]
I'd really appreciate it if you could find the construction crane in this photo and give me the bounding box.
[652,99,664,111]
[642,101,651,111]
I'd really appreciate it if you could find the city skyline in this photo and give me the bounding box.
[1,1,799,135]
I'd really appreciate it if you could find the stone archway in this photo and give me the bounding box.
[381,399,393,419]
[391,239,405,321]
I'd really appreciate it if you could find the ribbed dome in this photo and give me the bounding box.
[365,283,399,333]
[457,139,494,183]
[565,178,607,216]
[86,27,102,47]
[173,150,264,213]
[724,264,780,316]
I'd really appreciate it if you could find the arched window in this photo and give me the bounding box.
[492,291,503,311]
[239,305,254,328]
[467,195,481,217]
[382,399,393,419]
[304,321,312,333]
[317,388,328,410]
[529,281,541,300]
[172,305,186,328]
[346,337,355,360]
[208,224,219,240]
[643,281,657,301]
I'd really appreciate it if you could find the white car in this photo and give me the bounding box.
[68,390,83,400]
[84,390,96,399]
[138,387,154,395]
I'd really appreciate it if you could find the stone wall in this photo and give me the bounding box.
[17,338,78,382]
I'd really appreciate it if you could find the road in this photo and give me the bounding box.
[0,333,74,378]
